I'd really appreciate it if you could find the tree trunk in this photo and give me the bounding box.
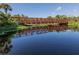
[4,9,7,14]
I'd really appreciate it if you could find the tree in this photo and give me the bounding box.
[0,11,13,26]
[55,15,60,18]
[47,16,53,18]
[0,11,17,26]
[0,3,12,14]
[55,15,67,19]
[61,15,67,19]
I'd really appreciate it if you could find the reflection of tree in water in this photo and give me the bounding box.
[0,32,16,55]
[68,25,79,32]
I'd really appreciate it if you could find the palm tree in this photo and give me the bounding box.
[0,3,12,14]
[0,11,12,26]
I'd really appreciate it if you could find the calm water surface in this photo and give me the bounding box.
[0,25,79,55]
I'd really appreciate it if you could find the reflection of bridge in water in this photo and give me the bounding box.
[15,25,70,37]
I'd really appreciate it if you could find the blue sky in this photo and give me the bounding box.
[8,3,79,17]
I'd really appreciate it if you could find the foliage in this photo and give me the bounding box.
[0,3,12,14]
[68,20,79,27]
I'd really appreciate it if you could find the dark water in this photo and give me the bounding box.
[0,25,79,55]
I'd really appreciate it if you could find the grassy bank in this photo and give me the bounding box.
[0,25,29,35]
[68,21,79,27]
[32,24,48,27]
[32,23,59,27]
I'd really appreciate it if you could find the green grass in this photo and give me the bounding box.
[68,21,79,27]
[16,25,29,30]
[32,24,48,27]
[0,25,29,35]
[32,23,58,27]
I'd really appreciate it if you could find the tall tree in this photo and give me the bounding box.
[0,3,12,14]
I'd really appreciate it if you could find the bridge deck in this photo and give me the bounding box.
[19,18,69,25]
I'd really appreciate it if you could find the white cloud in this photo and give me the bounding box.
[52,6,63,16]
[56,6,62,11]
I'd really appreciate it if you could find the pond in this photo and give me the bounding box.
[0,25,79,55]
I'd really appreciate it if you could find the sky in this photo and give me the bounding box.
[8,3,79,17]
